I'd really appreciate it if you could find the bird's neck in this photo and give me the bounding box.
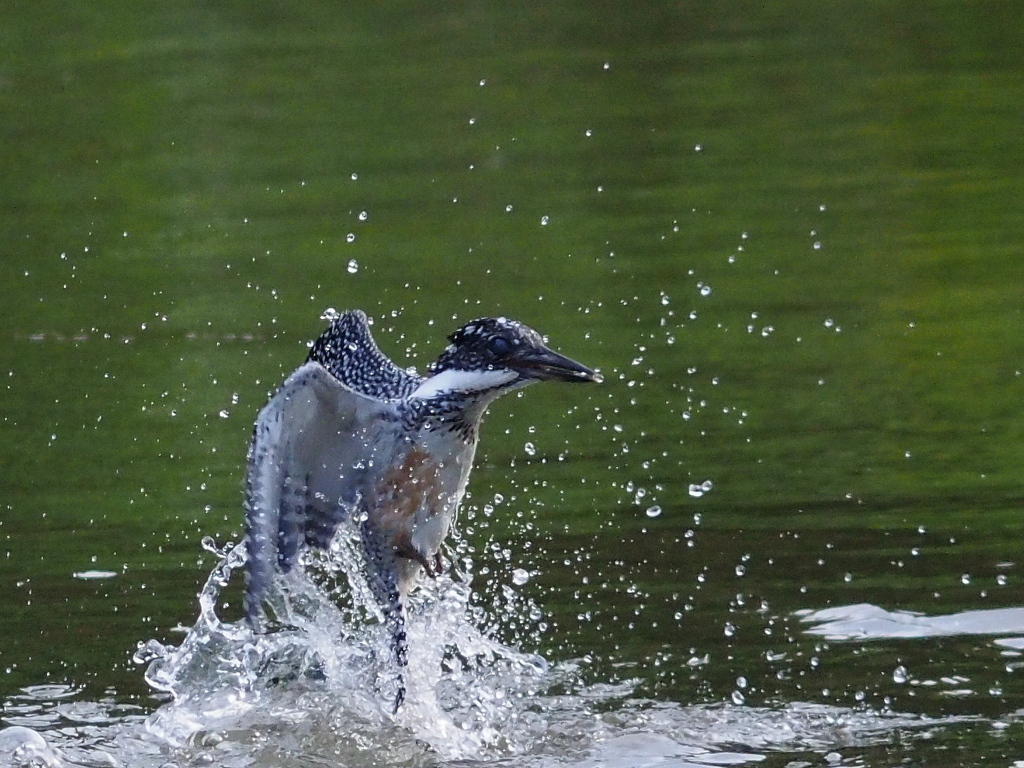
[401,371,530,443]
[398,396,482,443]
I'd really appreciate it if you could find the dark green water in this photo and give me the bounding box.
[3,1,1024,764]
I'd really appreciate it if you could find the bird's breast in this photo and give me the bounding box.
[365,435,475,564]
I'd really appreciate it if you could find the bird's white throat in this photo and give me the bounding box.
[411,368,520,400]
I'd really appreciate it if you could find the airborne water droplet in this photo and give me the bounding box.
[688,480,713,498]
[645,505,662,518]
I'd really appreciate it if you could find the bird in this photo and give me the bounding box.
[242,309,601,710]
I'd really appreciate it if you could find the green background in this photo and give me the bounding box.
[2,1,1023,764]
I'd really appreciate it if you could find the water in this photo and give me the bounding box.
[4,1,1024,764]
[0,536,985,767]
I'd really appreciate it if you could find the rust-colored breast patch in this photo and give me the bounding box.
[367,447,443,557]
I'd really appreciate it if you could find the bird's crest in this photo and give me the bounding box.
[429,316,543,375]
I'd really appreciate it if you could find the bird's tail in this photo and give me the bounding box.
[361,521,409,713]
[382,581,408,713]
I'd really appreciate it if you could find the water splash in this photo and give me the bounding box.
[131,531,602,762]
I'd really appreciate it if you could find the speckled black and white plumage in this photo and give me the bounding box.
[307,310,423,400]
[430,316,544,375]
[242,309,600,711]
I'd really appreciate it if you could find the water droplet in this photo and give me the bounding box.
[218,410,230,419]
[699,283,712,297]
[524,442,536,456]
[540,215,550,226]
[347,259,359,274]
[961,573,971,585]
[645,505,662,518]
[511,568,530,586]
[358,210,368,221]
[893,665,908,684]
[346,233,356,243]
[688,480,713,498]
[321,307,340,321]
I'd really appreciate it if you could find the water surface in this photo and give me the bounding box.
[2,2,1023,765]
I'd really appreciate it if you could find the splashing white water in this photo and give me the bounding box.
[132,530,592,762]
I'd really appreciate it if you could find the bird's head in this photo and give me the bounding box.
[419,317,601,399]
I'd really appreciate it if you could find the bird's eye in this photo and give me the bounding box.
[487,336,511,357]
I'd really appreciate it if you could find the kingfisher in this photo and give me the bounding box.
[243,309,601,709]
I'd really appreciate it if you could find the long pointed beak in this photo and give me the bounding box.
[512,347,603,384]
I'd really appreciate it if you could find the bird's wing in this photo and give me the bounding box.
[243,360,401,622]
[306,309,424,400]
